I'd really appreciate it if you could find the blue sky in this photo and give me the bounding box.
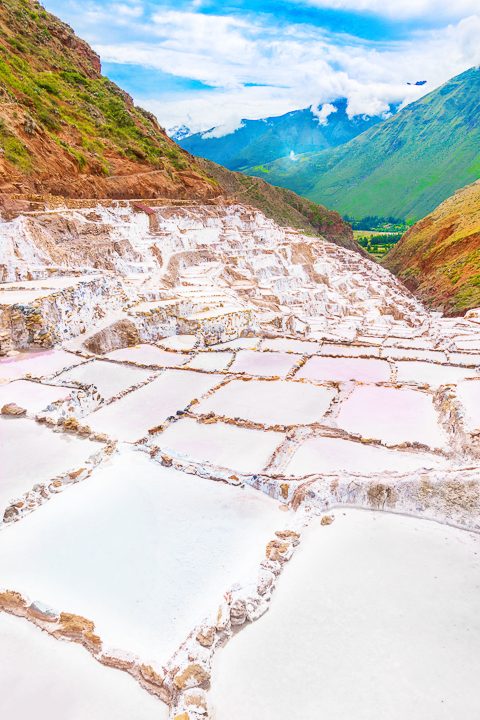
[42,0,480,134]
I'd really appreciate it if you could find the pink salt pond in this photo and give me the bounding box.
[296,356,391,383]
[229,350,301,378]
[105,344,189,368]
[336,385,447,448]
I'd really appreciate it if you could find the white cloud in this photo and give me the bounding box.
[312,102,338,125]
[95,10,480,132]
[202,119,246,138]
[291,0,480,20]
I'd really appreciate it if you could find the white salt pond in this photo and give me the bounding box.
[213,337,261,350]
[85,369,221,442]
[0,380,71,414]
[186,351,233,372]
[0,417,101,517]
[337,385,447,448]
[456,379,480,432]
[210,510,480,720]
[158,334,198,351]
[197,379,336,426]
[229,350,301,377]
[0,613,168,720]
[296,356,391,383]
[158,417,283,473]
[395,361,478,387]
[0,349,85,382]
[105,344,189,367]
[55,359,152,401]
[0,451,289,664]
[285,435,445,476]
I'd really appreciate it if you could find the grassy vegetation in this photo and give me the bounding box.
[354,230,403,259]
[0,0,206,181]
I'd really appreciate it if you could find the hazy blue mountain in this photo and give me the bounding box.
[176,99,393,170]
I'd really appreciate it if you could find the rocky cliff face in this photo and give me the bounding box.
[0,0,218,199]
[384,180,480,315]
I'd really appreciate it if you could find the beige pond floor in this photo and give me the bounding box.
[210,510,480,720]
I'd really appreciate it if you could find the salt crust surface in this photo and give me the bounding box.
[456,379,480,432]
[0,349,84,382]
[0,379,70,413]
[0,451,288,664]
[285,435,446,476]
[336,385,448,448]
[210,510,480,720]
[296,356,391,383]
[395,361,478,386]
[84,369,221,441]
[158,417,283,473]
[0,613,168,720]
[229,350,301,378]
[0,417,101,522]
[197,379,335,426]
[55,359,152,401]
[106,344,189,367]
[186,351,233,371]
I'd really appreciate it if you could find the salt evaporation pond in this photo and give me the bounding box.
[85,369,221,441]
[336,385,447,448]
[0,613,168,720]
[105,344,189,367]
[456,379,480,432]
[261,338,322,354]
[285,435,445,476]
[0,349,85,382]
[0,418,102,517]
[186,351,233,372]
[210,510,480,720]
[0,380,71,414]
[158,417,283,472]
[229,350,301,377]
[0,451,289,664]
[395,360,478,387]
[197,379,335,426]
[296,355,391,383]
[55,359,152,401]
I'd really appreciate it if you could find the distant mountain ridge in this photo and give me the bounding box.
[246,67,480,221]
[177,100,394,171]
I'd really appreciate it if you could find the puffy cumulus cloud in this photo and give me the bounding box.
[291,0,480,20]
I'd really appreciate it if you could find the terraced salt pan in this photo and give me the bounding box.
[0,613,168,720]
[213,337,261,350]
[456,379,480,432]
[0,349,84,382]
[285,436,445,476]
[296,356,391,383]
[197,379,336,426]
[0,289,57,305]
[85,369,221,441]
[229,350,301,378]
[320,343,381,358]
[105,344,189,367]
[158,334,198,351]
[186,351,233,371]
[261,338,321,354]
[0,417,101,517]
[210,511,480,720]
[0,380,71,414]
[54,360,152,401]
[158,417,283,473]
[395,360,478,387]
[337,385,447,448]
[0,451,289,664]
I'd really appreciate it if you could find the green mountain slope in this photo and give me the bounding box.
[247,67,480,221]
[383,180,480,315]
